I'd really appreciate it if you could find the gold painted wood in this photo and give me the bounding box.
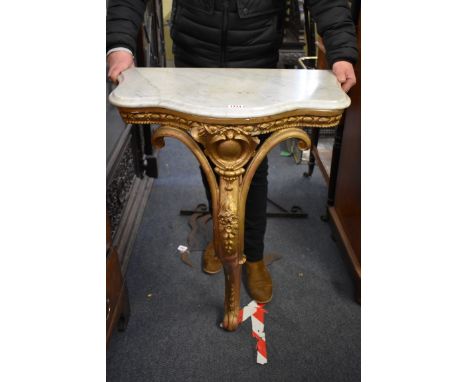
[119,107,342,331]
[119,107,343,133]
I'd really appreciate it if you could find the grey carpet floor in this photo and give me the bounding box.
[107,138,361,382]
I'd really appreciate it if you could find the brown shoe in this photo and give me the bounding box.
[245,260,273,303]
[202,241,222,274]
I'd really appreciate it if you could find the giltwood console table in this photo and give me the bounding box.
[109,68,350,331]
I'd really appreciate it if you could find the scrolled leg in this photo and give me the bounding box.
[222,258,242,330]
[215,175,246,331]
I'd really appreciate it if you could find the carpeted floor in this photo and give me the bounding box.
[107,138,361,382]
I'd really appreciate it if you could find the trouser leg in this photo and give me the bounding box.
[242,155,268,262]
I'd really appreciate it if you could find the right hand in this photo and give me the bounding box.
[332,61,356,93]
[107,51,134,83]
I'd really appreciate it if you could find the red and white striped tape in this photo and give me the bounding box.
[238,300,268,365]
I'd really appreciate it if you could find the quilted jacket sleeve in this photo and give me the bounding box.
[106,0,147,54]
[305,0,358,66]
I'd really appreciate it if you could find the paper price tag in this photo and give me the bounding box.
[177,245,188,253]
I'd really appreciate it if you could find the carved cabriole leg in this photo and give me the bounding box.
[151,125,310,332]
[217,175,243,331]
[239,128,311,251]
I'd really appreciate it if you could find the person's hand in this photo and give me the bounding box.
[107,51,135,83]
[332,61,356,93]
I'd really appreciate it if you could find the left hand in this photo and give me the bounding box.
[107,51,135,83]
[332,61,356,93]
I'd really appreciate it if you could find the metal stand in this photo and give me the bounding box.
[180,198,307,219]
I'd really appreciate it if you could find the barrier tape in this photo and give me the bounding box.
[238,300,268,365]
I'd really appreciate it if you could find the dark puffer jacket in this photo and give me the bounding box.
[106,0,358,68]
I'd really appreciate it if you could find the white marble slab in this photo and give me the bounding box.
[109,68,350,119]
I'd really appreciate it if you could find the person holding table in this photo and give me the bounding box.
[106,0,358,304]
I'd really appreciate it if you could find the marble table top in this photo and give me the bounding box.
[109,68,350,119]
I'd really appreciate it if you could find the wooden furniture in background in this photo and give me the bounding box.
[300,0,331,182]
[107,215,130,345]
[279,0,307,67]
[106,0,166,276]
[326,2,361,302]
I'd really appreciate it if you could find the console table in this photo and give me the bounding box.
[109,68,350,331]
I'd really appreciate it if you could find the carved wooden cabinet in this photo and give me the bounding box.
[106,122,154,274]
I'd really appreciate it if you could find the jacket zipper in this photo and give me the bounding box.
[220,1,229,66]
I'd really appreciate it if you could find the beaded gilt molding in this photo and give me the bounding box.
[118,107,343,135]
